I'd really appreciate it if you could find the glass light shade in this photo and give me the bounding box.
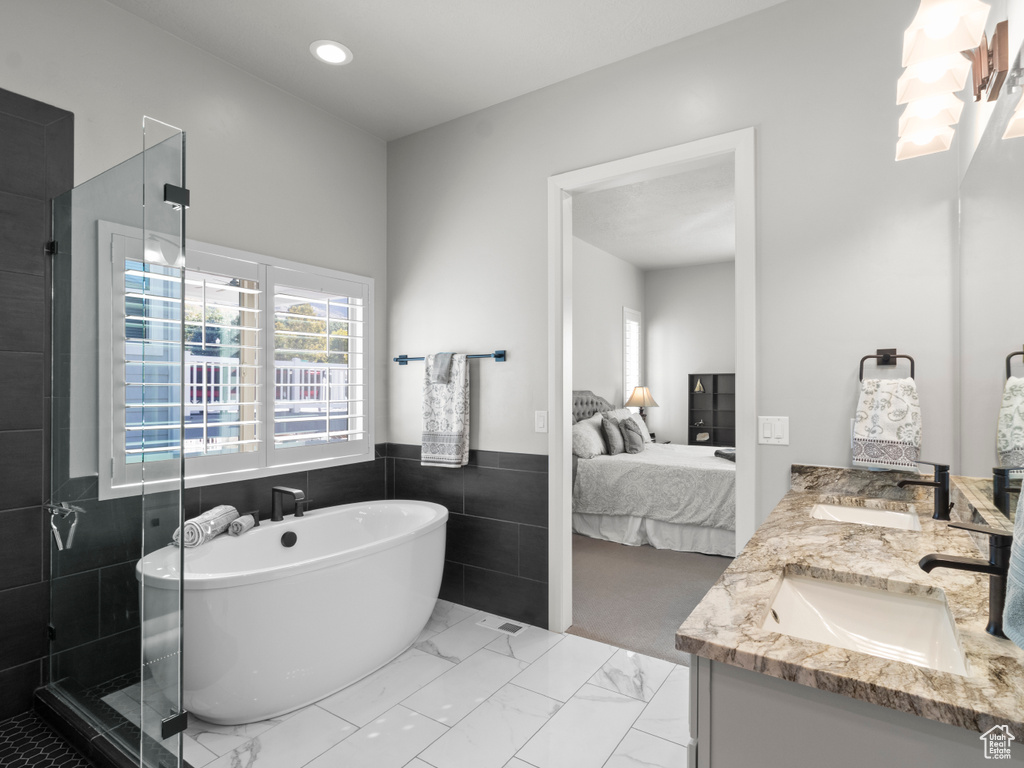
[144,234,184,267]
[895,124,955,160]
[1002,92,1024,139]
[898,93,964,136]
[902,0,990,66]
[625,386,659,408]
[896,54,972,103]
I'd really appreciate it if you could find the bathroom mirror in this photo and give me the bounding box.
[958,45,1024,521]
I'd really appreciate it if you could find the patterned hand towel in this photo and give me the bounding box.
[429,352,454,384]
[172,504,238,547]
[852,377,921,470]
[422,353,469,468]
[997,376,1024,478]
[1003,489,1024,650]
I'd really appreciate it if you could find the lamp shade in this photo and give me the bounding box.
[898,93,964,136]
[895,124,955,160]
[896,53,972,104]
[902,0,990,67]
[625,386,659,408]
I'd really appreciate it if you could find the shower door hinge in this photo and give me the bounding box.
[163,184,190,211]
[161,710,189,740]
[47,624,56,641]
[45,241,57,256]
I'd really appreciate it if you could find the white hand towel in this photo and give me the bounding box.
[1003,488,1024,650]
[172,504,238,548]
[852,377,921,470]
[421,353,469,468]
[997,376,1024,478]
[228,513,257,536]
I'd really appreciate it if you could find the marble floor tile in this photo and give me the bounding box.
[305,705,447,768]
[588,649,676,703]
[415,611,504,663]
[633,665,690,747]
[503,760,535,768]
[417,683,561,768]
[510,633,617,702]
[486,625,564,664]
[404,760,435,768]
[103,689,218,767]
[185,715,283,757]
[204,705,356,768]
[516,684,647,768]
[403,649,529,725]
[424,600,478,635]
[318,648,454,727]
[604,728,689,768]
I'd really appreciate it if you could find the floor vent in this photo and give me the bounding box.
[476,617,526,636]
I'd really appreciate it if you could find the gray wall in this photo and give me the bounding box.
[571,238,645,409]
[388,0,958,521]
[0,0,390,440]
[644,262,735,444]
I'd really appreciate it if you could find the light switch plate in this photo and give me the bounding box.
[758,416,789,445]
[535,410,548,433]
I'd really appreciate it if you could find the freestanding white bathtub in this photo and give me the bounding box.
[137,499,448,725]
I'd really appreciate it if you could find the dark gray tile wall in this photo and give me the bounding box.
[0,87,72,721]
[386,444,549,627]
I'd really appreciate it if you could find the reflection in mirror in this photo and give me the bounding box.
[959,45,1024,522]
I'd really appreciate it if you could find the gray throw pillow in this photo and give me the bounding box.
[571,413,607,458]
[602,415,625,455]
[620,417,645,454]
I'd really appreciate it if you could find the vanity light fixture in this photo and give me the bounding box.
[895,125,955,161]
[896,53,972,104]
[309,40,353,66]
[902,0,990,66]
[966,20,1009,102]
[898,93,964,136]
[144,233,184,268]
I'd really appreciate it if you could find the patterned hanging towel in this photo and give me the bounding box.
[997,376,1024,478]
[422,353,470,467]
[852,377,921,470]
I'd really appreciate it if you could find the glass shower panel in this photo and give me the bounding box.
[48,120,186,768]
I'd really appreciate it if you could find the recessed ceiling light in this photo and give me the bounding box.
[310,40,352,66]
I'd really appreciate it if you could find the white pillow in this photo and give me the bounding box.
[571,413,607,458]
[605,408,653,443]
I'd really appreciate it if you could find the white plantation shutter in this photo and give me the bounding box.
[623,307,642,405]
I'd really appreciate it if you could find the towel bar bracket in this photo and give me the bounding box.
[859,349,915,380]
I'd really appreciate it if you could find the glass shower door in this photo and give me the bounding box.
[47,118,187,768]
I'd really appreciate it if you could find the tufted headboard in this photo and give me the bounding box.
[571,390,613,423]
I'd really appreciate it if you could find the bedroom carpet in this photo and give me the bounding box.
[568,534,733,665]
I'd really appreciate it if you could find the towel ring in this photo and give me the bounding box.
[1007,350,1023,380]
[859,352,915,381]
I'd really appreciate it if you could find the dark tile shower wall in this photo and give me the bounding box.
[386,445,549,627]
[0,88,73,720]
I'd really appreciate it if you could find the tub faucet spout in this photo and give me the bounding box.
[271,487,305,521]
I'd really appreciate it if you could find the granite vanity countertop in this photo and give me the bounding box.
[677,464,1024,738]
[952,475,1015,533]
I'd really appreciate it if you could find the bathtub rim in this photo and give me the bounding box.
[137,499,448,591]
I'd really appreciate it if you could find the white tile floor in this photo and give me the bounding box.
[104,600,692,768]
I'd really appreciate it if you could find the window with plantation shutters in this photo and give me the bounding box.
[623,307,642,406]
[99,222,374,500]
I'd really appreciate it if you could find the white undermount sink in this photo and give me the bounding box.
[763,574,968,676]
[811,503,921,531]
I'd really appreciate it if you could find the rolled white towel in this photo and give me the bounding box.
[228,513,257,537]
[172,504,239,548]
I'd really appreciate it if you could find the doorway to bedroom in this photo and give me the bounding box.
[546,129,757,663]
[568,158,737,663]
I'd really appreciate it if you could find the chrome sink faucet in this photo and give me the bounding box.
[896,460,951,520]
[271,486,306,521]
[920,521,1013,638]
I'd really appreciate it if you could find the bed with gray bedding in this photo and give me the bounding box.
[570,390,736,556]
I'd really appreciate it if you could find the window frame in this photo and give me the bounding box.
[622,306,642,406]
[97,221,375,500]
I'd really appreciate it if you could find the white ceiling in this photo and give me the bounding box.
[573,155,735,271]
[104,0,789,141]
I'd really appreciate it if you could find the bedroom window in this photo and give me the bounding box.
[99,223,375,499]
[623,307,642,405]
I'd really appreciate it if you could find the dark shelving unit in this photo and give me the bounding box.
[688,373,735,447]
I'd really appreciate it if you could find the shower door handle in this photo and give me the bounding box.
[45,502,87,551]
